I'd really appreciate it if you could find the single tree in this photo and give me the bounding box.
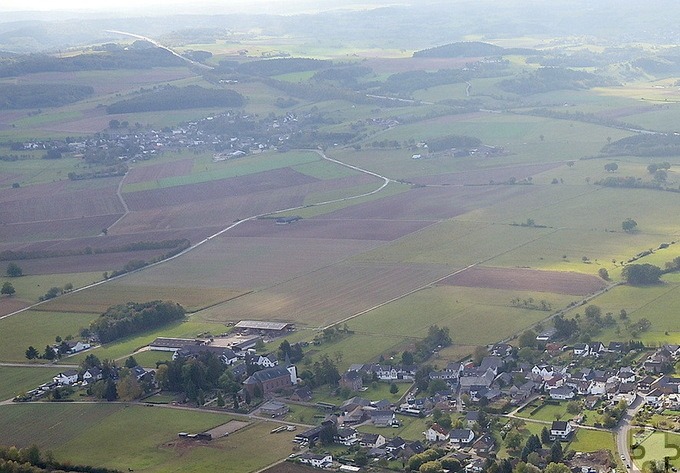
[550,440,563,462]
[539,427,551,445]
[25,346,39,360]
[1,282,15,296]
[598,268,610,280]
[6,262,23,277]
[473,345,487,365]
[390,382,399,394]
[505,430,524,450]
[622,218,637,233]
[43,345,56,360]
[124,356,138,368]
[604,162,618,172]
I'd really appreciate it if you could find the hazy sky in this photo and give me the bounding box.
[0,0,400,13]
[0,0,271,11]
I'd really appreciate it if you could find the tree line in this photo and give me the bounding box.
[498,67,610,95]
[0,444,121,473]
[103,241,191,279]
[0,84,94,110]
[0,239,189,261]
[229,57,330,76]
[602,134,680,157]
[413,41,535,58]
[0,45,183,77]
[106,85,244,114]
[89,301,185,343]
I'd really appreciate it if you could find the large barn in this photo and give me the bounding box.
[233,320,293,337]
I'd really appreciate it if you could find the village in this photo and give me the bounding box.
[14,316,680,473]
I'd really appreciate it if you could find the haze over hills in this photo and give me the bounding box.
[0,0,679,53]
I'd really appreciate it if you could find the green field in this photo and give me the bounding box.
[578,281,680,344]
[0,272,103,303]
[0,403,289,473]
[39,284,249,314]
[0,310,97,362]
[516,400,575,423]
[567,428,616,453]
[123,150,321,192]
[0,366,64,400]
[343,285,573,351]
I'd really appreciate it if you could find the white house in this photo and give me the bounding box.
[449,429,475,446]
[299,453,332,468]
[549,386,575,400]
[424,423,450,442]
[360,433,386,448]
[82,367,102,385]
[573,343,589,357]
[643,388,664,406]
[549,421,574,441]
[335,428,358,446]
[252,353,278,368]
[617,367,636,384]
[67,341,91,354]
[53,370,78,385]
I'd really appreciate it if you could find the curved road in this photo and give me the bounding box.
[0,150,393,322]
[617,396,643,473]
[105,30,213,70]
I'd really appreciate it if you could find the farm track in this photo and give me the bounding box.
[0,150,391,321]
[106,170,130,231]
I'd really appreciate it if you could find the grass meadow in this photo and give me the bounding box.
[0,273,103,303]
[347,285,572,347]
[576,282,680,345]
[567,429,617,454]
[0,366,64,400]
[122,150,321,192]
[0,310,97,362]
[0,403,287,473]
[39,284,248,314]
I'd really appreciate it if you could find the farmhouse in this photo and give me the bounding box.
[82,367,102,385]
[339,370,363,391]
[549,386,575,400]
[53,370,78,385]
[449,429,475,447]
[298,453,332,468]
[360,433,386,448]
[243,365,296,397]
[66,340,91,354]
[550,421,574,441]
[246,352,278,368]
[335,427,358,446]
[295,426,324,445]
[424,423,450,442]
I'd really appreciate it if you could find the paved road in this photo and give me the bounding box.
[616,395,643,473]
[105,30,213,70]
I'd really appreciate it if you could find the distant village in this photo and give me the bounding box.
[16,315,680,473]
